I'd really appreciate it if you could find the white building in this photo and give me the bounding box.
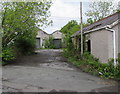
[36,30,49,48]
[36,30,63,48]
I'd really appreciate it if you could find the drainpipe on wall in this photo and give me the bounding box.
[106,27,117,67]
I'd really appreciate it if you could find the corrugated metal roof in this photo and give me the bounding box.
[73,11,120,37]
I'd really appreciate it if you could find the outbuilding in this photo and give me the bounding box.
[36,30,63,49]
[50,30,63,49]
[36,30,49,48]
[72,12,120,64]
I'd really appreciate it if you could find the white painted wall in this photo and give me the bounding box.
[51,31,63,39]
[90,30,109,63]
[36,31,49,48]
[36,30,63,48]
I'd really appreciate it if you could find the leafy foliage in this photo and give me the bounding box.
[1,2,52,47]
[66,52,120,79]
[0,1,52,63]
[85,1,117,22]
[60,20,80,35]
[44,36,55,49]
[60,20,80,48]
[14,31,36,55]
[2,47,15,62]
[61,20,88,58]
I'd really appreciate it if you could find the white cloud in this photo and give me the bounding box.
[44,0,120,34]
[44,0,85,34]
[50,0,80,18]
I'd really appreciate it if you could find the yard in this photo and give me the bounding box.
[2,49,118,92]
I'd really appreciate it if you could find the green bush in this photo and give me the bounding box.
[84,52,120,79]
[15,33,36,55]
[44,36,55,49]
[63,37,78,58]
[2,47,15,62]
[66,51,120,79]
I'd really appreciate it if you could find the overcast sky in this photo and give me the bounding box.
[43,0,90,34]
[43,0,119,34]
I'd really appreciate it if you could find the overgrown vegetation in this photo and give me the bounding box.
[64,48,120,79]
[14,31,36,55]
[61,1,120,79]
[60,20,87,49]
[60,20,87,58]
[62,21,120,79]
[85,1,119,23]
[2,47,15,62]
[44,36,55,49]
[1,1,52,64]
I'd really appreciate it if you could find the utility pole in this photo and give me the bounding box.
[80,2,83,56]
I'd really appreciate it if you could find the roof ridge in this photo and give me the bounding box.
[50,30,60,34]
[84,11,120,29]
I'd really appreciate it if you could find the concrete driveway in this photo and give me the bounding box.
[2,49,118,92]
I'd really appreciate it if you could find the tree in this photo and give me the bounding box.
[60,20,79,35]
[87,18,94,24]
[0,1,52,62]
[1,1,52,47]
[85,1,117,22]
[60,20,79,48]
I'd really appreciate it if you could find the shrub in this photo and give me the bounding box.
[84,53,120,79]
[63,37,77,58]
[66,51,120,79]
[44,36,55,49]
[15,32,36,55]
[2,47,15,62]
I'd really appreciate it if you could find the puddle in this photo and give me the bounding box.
[39,62,75,71]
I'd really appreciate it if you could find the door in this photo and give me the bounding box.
[36,38,40,48]
[87,40,91,53]
[53,39,62,49]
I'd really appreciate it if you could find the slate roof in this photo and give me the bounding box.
[73,11,120,37]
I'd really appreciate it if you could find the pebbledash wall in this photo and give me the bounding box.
[117,23,120,54]
[72,12,120,63]
[36,30,63,48]
[85,23,120,63]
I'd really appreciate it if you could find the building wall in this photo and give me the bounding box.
[86,23,120,63]
[36,30,63,48]
[51,31,63,39]
[107,31,113,60]
[36,30,49,39]
[111,23,120,59]
[116,23,120,54]
[50,31,63,48]
[89,30,109,63]
[36,31,49,48]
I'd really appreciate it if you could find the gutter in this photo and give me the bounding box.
[84,26,107,34]
[106,27,117,67]
[71,26,106,37]
[84,20,119,35]
[72,20,119,66]
[82,25,117,66]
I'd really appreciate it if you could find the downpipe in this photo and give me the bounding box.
[106,27,117,67]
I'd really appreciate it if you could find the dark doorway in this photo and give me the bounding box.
[87,40,91,53]
[36,38,40,48]
[53,39,62,49]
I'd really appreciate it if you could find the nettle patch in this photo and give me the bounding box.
[65,51,120,79]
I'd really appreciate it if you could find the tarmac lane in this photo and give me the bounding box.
[2,49,119,93]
